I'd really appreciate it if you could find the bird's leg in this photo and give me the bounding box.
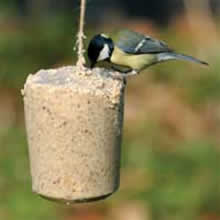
[125,70,139,77]
[112,66,139,77]
[111,66,130,73]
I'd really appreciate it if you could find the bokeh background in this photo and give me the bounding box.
[1,0,220,220]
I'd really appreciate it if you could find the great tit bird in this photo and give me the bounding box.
[87,30,208,76]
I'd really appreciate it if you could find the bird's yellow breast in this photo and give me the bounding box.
[110,47,156,71]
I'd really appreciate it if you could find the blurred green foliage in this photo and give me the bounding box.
[0,16,77,88]
[0,127,60,220]
[120,138,220,220]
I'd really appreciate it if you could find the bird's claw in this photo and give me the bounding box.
[125,70,139,77]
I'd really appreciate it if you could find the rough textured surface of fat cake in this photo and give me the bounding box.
[22,66,125,203]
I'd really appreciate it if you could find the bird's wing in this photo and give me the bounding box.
[116,30,172,54]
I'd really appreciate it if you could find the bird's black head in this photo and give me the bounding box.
[87,34,114,68]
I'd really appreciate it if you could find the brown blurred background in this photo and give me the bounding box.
[1,0,220,220]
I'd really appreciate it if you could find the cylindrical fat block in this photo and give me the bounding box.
[22,66,125,203]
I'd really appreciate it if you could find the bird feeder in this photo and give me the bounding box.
[22,66,125,203]
[22,0,126,203]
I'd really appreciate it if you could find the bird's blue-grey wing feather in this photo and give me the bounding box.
[116,30,172,54]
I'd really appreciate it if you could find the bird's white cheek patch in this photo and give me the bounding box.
[98,44,110,61]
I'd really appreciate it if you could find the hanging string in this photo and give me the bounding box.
[76,0,87,69]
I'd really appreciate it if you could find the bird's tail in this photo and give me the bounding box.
[157,52,209,66]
